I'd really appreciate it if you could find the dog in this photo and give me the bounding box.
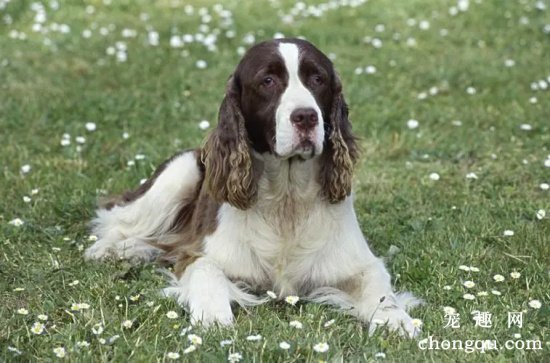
[85,38,421,337]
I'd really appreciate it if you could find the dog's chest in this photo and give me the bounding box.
[205,199,340,295]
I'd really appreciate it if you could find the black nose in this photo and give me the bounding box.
[290,108,318,131]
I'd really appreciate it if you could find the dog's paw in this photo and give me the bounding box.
[189,303,234,327]
[84,238,160,262]
[368,308,421,338]
[84,239,114,260]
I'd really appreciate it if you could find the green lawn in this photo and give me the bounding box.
[1,0,548,361]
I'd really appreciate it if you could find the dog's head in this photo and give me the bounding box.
[202,38,358,209]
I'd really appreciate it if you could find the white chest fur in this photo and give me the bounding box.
[203,156,371,296]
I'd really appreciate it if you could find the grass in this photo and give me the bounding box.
[1,0,548,361]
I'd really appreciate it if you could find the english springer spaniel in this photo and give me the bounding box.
[85,38,421,337]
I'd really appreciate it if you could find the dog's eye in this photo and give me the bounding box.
[262,76,275,87]
[311,74,324,86]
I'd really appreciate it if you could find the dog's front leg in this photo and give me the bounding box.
[352,258,420,338]
[163,257,235,326]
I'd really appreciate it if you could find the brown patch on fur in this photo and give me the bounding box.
[153,171,222,278]
[319,77,359,203]
[100,149,199,210]
[201,77,259,210]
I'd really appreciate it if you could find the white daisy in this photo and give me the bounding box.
[188,334,203,345]
[183,345,196,354]
[493,274,505,282]
[285,295,299,305]
[289,320,303,329]
[166,311,178,319]
[17,308,29,315]
[463,293,475,300]
[528,300,542,309]
[228,352,243,362]
[279,341,291,349]
[37,314,48,321]
[85,122,96,131]
[246,334,262,341]
[510,271,521,279]
[53,347,66,358]
[9,218,24,227]
[429,172,440,181]
[503,230,514,237]
[92,323,104,335]
[463,281,475,288]
[406,119,419,129]
[31,322,45,334]
[122,320,133,329]
[536,209,546,220]
[167,351,181,359]
[313,342,329,353]
[21,164,31,174]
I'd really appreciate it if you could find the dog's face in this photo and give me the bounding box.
[235,39,337,159]
[202,38,358,209]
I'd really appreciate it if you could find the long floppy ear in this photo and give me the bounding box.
[201,76,258,210]
[319,74,359,203]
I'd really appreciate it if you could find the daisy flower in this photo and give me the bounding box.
[37,314,48,321]
[85,122,96,131]
[92,323,104,335]
[246,334,262,341]
[536,209,546,220]
[289,320,303,329]
[188,334,203,345]
[279,341,291,349]
[491,290,501,296]
[184,345,196,354]
[429,172,440,181]
[528,300,542,309]
[503,230,514,237]
[166,311,178,319]
[313,342,329,353]
[406,119,419,129]
[17,308,29,315]
[411,318,423,328]
[9,218,24,227]
[228,352,243,362]
[477,291,488,296]
[463,281,475,288]
[493,274,505,282]
[31,322,45,334]
[285,295,299,305]
[463,293,475,300]
[76,341,90,348]
[510,271,521,279]
[375,352,386,359]
[220,339,233,347]
[167,351,181,359]
[122,320,133,329]
[53,347,66,358]
[198,120,210,130]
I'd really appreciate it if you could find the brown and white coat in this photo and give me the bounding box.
[85,38,421,337]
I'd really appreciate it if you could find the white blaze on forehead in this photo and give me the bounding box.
[275,42,324,157]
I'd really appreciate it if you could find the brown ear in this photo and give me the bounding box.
[319,75,359,203]
[201,76,258,210]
